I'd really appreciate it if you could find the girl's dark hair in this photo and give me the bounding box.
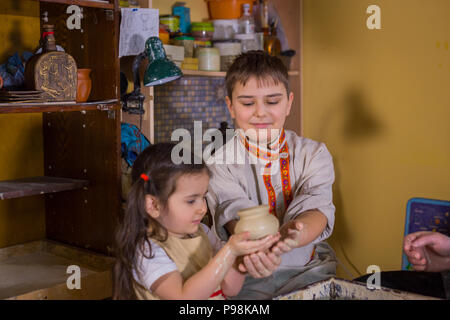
[225,50,290,98]
[112,142,210,299]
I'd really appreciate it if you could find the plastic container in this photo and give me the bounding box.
[181,57,199,70]
[191,22,214,40]
[238,3,255,34]
[234,33,259,52]
[212,19,239,40]
[194,39,212,49]
[173,36,195,58]
[128,0,139,7]
[159,15,180,33]
[205,0,253,20]
[159,27,170,44]
[172,5,191,34]
[196,47,220,71]
[214,41,241,56]
[214,41,241,71]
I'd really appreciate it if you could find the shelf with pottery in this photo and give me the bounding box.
[0,0,122,300]
[181,69,300,77]
[0,99,119,114]
[37,0,115,10]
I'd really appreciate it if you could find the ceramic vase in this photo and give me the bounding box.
[76,68,92,103]
[235,205,279,240]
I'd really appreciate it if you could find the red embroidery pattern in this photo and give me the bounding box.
[239,130,286,161]
[240,129,292,217]
[263,163,277,216]
[280,142,293,209]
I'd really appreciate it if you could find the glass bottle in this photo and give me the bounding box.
[239,3,255,34]
[264,22,281,56]
[261,0,269,34]
[25,25,78,101]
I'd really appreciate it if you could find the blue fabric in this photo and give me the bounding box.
[0,51,33,89]
[121,123,150,166]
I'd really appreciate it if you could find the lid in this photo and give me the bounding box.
[194,39,212,44]
[191,22,214,31]
[174,36,195,41]
[214,42,242,56]
[234,33,256,40]
[212,39,240,44]
[212,19,239,25]
[196,47,220,54]
[160,15,179,20]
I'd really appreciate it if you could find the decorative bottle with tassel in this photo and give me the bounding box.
[25,24,77,102]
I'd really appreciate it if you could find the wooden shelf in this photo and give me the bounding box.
[0,99,119,114]
[0,240,114,300]
[38,0,115,10]
[181,69,300,77]
[0,177,89,200]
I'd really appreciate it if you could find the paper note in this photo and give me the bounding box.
[119,8,159,57]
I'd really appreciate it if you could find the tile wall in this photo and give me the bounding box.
[154,76,233,144]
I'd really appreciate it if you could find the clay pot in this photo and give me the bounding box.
[235,205,279,240]
[76,68,92,103]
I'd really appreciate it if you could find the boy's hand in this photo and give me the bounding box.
[271,220,304,255]
[237,250,282,278]
[228,232,280,257]
[403,231,450,272]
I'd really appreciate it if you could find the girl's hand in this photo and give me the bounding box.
[228,232,280,257]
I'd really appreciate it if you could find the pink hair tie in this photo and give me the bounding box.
[140,173,150,182]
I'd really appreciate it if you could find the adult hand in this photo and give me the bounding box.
[403,231,450,272]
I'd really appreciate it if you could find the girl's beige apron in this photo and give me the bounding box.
[134,227,224,300]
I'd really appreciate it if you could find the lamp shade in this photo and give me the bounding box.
[143,37,182,86]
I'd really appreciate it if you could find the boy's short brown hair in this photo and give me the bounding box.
[225,50,289,98]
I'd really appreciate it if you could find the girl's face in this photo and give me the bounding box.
[154,171,210,238]
[226,76,294,144]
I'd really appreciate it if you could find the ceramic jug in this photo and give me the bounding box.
[76,68,92,103]
[235,205,279,240]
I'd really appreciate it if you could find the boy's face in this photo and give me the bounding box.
[226,76,294,144]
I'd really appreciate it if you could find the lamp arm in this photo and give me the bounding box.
[132,52,147,95]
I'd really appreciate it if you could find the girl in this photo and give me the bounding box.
[113,143,279,300]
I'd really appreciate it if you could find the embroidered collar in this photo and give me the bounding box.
[237,129,287,161]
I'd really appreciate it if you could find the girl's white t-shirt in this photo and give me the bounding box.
[133,223,224,292]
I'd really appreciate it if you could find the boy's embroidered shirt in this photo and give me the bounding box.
[237,129,293,216]
[206,129,335,268]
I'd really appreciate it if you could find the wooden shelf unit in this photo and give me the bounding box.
[0,176,89,200]
[0,99,118,114]
[0,0,122,299]
[37,0,115,10]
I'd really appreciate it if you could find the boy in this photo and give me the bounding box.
[206,51,337,299]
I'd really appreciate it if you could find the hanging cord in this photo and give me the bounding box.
[336,240,363,279]
[139,111,143,153]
